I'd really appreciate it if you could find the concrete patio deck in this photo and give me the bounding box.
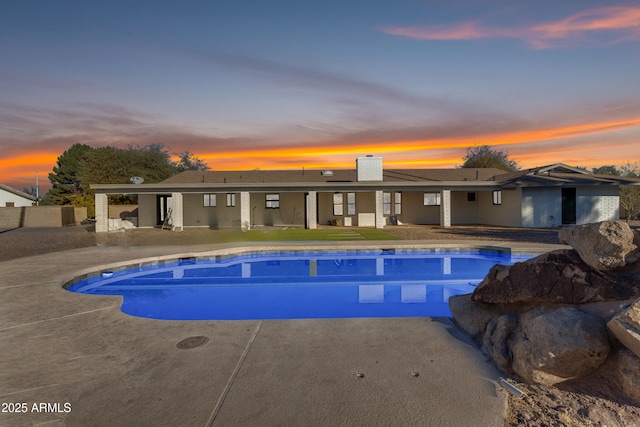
[0,240,566,427]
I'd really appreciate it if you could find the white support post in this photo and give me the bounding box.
[443,256,452,275]
[171,192,184,231]
[376,257,384,276]
[306,191,317,229]
[440,189,451,228]
[240,192,251,230]
[375,190,385,229]
[95,193,108,233]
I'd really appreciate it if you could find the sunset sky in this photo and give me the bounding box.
[2,1,640,191]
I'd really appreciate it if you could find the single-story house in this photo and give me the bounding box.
[0,184,36,207]
[91,156,640,232]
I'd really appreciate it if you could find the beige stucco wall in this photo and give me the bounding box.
[181,193,241,228]
[353,192,376,226]
[450,191,480,224]
[183,193,218,228]
[137,194,157,227]
[317,191,379,226]
[108,205,138,220]
[397,191,439,224]
[477,188,522,227]
[249,192,305,226]
[317,192,337,226]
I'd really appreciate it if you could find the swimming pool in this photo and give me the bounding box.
[66,250,532,320]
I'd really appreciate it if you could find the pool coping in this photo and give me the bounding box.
[1,239,568,427]
[60,240,567,289]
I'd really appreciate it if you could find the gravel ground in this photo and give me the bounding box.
[0,225,98,262]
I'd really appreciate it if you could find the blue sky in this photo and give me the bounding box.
[2,0,640,189]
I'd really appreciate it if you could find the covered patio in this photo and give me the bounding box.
[91,181,503,233]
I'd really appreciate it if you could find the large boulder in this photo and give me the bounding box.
[607,297,640,359]
[558,221,640,270]
[613,348,640,406]
[480,306,610,385]
[482,313,518,370]
[448,294,497,341]
[472,249,640,304]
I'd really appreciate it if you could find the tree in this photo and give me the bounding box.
[173,151,209,172]
[78,144,178,211]
[592,165,620,176]
[620,186,640,221]
[618,162,640,221]
[47,143,208,215]
[47,144,93,205]
[620,162,640,178]
[461,145,519,172]
[79,144,176,186]
[21,185,39,198]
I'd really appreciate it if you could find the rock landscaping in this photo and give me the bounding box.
[451,220,640,423]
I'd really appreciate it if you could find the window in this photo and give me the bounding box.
[6,202,15,207]
[203,194,216,207]
[266,194,280,209]
[347,193,356,215]
[493,190,502,205]
[424,192,441,206]
[394,192,402,214]
[383,192,391,215]
[333,193,343,215]
[226,193,236,207]
[467,192,476,202]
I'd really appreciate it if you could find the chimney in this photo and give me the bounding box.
[356,156,383,181]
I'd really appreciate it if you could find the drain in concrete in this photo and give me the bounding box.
[176,336,209,350]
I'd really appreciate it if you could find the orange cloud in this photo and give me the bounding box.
[381,6,640,48]
[2,115,639,191]
[0,152,60,190]
[383,21,521,42]
[0,153,59,171]
[195,116,640,171]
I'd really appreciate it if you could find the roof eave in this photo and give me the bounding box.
[91,181,503,194]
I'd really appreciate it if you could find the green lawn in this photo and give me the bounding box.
[204,228,401,242]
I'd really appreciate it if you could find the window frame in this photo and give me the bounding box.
[383,192,392,215]
[347,192,356,216]
[333,193,343,216]
[394,192,402,215]
[266,193,280,209]
[424,192,441,206]
[492,190,502,205]
[203,194,217,207]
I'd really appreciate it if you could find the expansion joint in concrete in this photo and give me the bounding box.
[207,320,263,426]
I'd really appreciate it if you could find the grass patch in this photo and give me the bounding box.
[210,228,401,242]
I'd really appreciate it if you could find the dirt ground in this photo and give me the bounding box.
[2,223,639,426]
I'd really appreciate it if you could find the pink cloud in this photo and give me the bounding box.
[381,6,640,49]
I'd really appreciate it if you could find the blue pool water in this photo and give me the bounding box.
[66,250,532,320]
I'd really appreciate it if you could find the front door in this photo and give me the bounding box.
[157,195,171,226]
[561,188,576,225]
